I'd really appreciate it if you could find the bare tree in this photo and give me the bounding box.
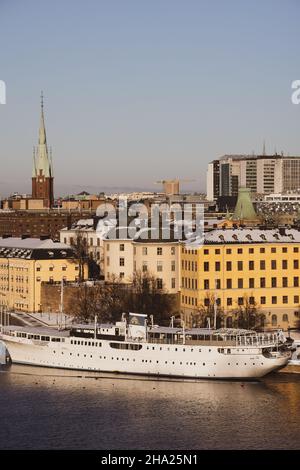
[192,291,224,328]
[70,230,89,282]
[231,294,264,330]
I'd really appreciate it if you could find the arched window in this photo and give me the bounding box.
[271,314,277,326]
[260,315,266,327]
[282,314,288,322]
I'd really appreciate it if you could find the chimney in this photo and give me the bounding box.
[279,227,286,237]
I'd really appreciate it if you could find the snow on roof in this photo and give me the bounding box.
[185,228,300,247]
[0,237,71,250]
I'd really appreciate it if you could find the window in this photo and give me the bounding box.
[142,262,148,272]
[204,249,209,255]
[237,248,243,254]
[283,296,288,304]
[120,272,125,279]
[226,261,232,271]
[260,296,266,305]
[171,260,176,272]
[157,247,162,256]
[271,247,276,253]
[238,297,244,306]
[106,244,110,251]
[271,314,277,326]
[119,257,125,267]
[90,238,93,246]
[294,296,299,304]
[204,279,210,290]
[226,249,232,254]
[282,277,288,287]
[260,248,265,253]
[204,262,209,272]
[106,256,110,266]
[272,296,277,304]
[249,278,254,288]
[171,278,176,289]
[294,247,299,253]
[282,314,288,322]
[271,277,277,288]
[142,247,147,256]
[237,261,243,271]
[120,244,125,251]
[156,278,163,289]
[215,279,221,289]
[171,247,175,255]
[249,296,255,305]
[294,277,299,287]
[157,261,163,272]
[227,298,232,306]
[238,279,243,289]
[249,260,254,270]
[226,279,232,289]
[249,248,254,254]
[282,247,287,253]
[271,260,276,269]
[282,260,288,269]
[294,260,299,269]
[260,260,265,270]
[215,249,220,254]
[215,261,221,271]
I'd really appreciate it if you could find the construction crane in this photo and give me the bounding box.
[154,179,195,195]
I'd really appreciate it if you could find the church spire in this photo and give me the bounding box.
[32,92,54,208]
[39,91,47,146]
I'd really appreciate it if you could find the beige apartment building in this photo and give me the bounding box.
[103,227,180,293]
[0,237,82,312]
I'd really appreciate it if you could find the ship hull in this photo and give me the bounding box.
[1,335,289,379]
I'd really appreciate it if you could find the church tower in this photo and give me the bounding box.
[32,93,54,208]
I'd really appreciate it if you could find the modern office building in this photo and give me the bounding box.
[207,154,300,201]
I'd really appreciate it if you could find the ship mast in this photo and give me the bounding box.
[59,279,64,330]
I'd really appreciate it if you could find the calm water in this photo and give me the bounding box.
[0,364,300,450]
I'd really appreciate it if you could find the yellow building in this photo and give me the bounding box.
[181,228,300,329]
[0,237,82,312]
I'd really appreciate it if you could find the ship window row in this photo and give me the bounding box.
[16,332,64,342]
[182,277,300,290]
[71,339,102,347]
[182,259,300,272]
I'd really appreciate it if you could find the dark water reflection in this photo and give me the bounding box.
[0,364,299,449]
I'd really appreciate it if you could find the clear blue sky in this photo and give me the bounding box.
[0,0,299,196]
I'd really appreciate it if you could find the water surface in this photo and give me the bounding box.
[0,364,299,450]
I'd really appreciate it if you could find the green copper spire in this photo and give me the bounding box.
[233,187,257,221]
[32,92,52,178]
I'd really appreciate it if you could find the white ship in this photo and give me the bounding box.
[0,313,291,379]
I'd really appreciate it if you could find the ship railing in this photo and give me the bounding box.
[234,333,280,348]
